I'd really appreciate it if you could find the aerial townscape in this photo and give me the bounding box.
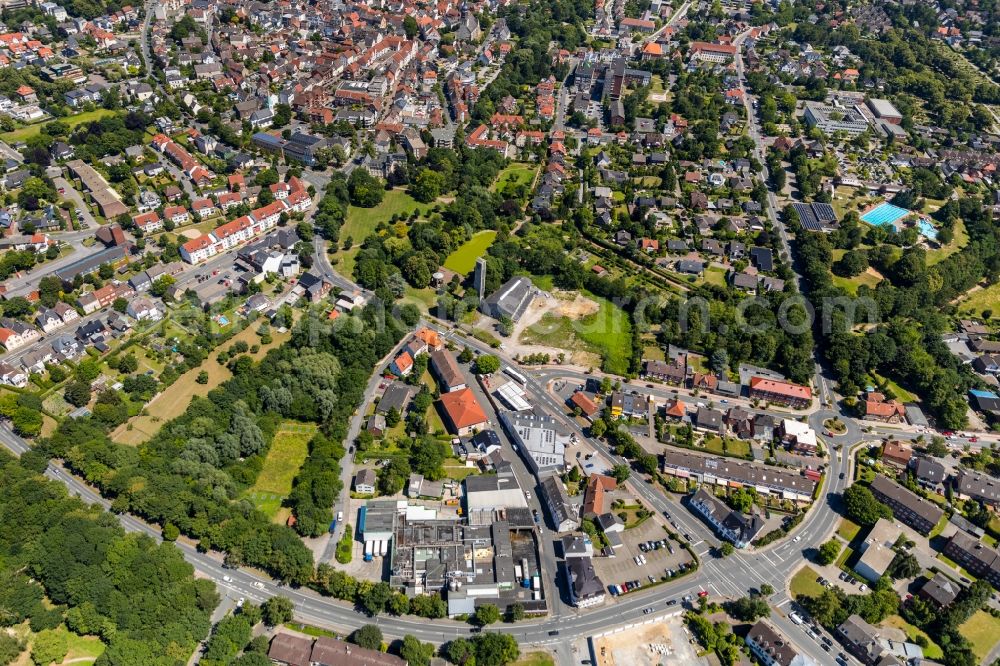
[7,0,1000,663]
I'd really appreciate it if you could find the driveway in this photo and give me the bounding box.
[54,176,97,230]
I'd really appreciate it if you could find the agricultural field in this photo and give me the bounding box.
[444,230,497,274]
[244,421,317,522]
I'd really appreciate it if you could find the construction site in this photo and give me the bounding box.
[590,614,709,666]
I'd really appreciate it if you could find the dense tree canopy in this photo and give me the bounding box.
[0,451,216,666]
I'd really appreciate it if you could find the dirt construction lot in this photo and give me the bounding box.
[593,519,695,594]
[593,614,708,666]
[505,290,602,367]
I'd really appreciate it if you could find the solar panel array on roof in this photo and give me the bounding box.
[792,202,838,231]
[792,203,822,231]
[813,202,836,222]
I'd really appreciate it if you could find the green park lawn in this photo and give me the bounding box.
[490,163,536,196]
[926,218,968,267]
[341,189,425,244]
[245,421,317,521]
[11,623,106,666]
[519,291,632,374]
[513,653,555,666]
[444,230,498,274]
[703,266,727,288]
[869,373,917,403]
[958,278,1000,318]
[831,267,882,296]
[334,189,432,278]
[959,610,1000,662]
[1,108,117,143]
[699,435,751,458]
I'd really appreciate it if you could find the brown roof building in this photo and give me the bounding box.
[438,388,488,436]
[881,440,912,469]
[569,391,599,419]
[310,636,406,666]
[583,473,618,518]
[663,398,686,419]
[268,633,312,666]
[429,350,466,392]
[864,393,906,423]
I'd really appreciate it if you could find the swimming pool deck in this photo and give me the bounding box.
[861,202,911,227]
[861,202,938,240]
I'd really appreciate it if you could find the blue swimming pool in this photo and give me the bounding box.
[917,218,938,241]
[217,315,230,326]
[861,202,911,227]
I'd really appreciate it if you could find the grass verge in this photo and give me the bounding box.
[789,565,824,600]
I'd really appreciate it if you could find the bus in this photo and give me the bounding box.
[503,366,527,384]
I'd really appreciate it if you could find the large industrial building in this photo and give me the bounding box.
[499,409,570,473]
[480,276,537,322]
[388,513,546,617]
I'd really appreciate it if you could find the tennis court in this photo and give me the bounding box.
[861,202,911,227]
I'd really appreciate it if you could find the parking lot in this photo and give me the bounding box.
[592,517,695,596]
